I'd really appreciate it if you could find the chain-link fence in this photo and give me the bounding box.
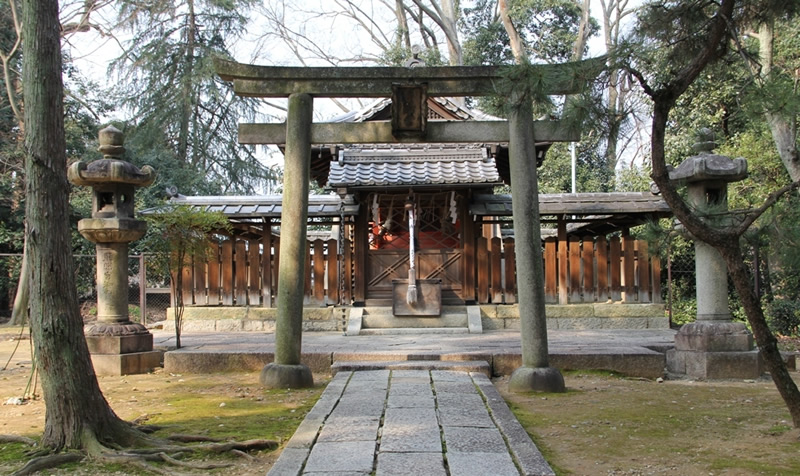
[0,253,171,325]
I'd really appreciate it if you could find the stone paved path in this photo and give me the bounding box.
[268,369,554,476]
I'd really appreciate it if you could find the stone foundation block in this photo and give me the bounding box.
[674,321,754,352]
[86,333,153,354]
[593,303,665,318]
[667,349,764,379]
[91,350,163,376]
[479,305,497,319]
[545,304,594,318]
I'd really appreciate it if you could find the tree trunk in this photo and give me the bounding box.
[9,244,28,326]
[720,242,800,426]
[757,20,800,182]
[22,0,136,450]
[498,0,526,64]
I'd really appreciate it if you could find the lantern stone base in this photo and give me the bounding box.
[86,333,154,355]
[666,321,764,379]
[86,332,162,376]
[90,350,163,376]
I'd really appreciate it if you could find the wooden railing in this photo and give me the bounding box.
[178,235,660,307]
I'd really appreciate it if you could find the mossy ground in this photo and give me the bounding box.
[500,370,800,475]
[0,330,325,475]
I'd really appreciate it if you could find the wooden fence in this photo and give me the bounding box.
[178,237,352,307]
[178,235,660,307]
[475,236,661,305]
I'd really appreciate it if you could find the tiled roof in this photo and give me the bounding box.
[141,194,357,218]
[327,147,501,188]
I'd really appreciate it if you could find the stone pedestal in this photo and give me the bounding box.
[666,321,763,379]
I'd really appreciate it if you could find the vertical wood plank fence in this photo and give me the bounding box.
[176,235,661,307]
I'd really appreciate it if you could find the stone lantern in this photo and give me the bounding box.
[665,128,762,379]
[68,125,162,375]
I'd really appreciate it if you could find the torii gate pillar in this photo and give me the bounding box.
[507,92,565,393]
[260,93,314,389]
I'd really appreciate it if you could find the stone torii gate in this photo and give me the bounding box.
[214,58,604,391]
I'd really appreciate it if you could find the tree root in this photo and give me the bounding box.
[166,434,224,443]
[10,431,277,475]
[0,434,37,446]
[10,452,83,476]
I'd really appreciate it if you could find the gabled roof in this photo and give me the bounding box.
[327,146,501,189]
[310,97,506,187]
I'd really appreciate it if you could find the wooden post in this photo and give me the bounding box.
[248,238,260,305]
[477,237,490,304]
[596,236,609,302]
[609,236,621,302]
[313,238,325,306]
[544,237,557,303]
[503,237,516,304]
[261,222,272,307]
[326,238,339,305]
[221,240,233,305]
[557,216,568,304]
[461,197,476,303]
[623,235,635,302]
[638,240,651,303]
[490,237,503,303]
[581,236,594,303]
[207,242,220,305]
[235,239,247,305]
[569,236,581,303]
[342,237,353,304]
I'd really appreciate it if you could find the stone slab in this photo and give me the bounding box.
[437,406,494,428]
[442,426,508,453]
[433,381,475,394]
[376,452,447,476]
[467,306,483,334]
[318,417,381,442]
[91,350,162,376]
[304,441,376,473]
[381,415,442,453]
[387,393,435,408]
[346,307,363,336]
[266,447,309,476]
[446,451,519,476]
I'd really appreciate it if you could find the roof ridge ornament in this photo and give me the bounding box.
[404,45,425,68]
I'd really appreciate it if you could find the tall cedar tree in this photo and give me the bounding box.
[22,0,143,450]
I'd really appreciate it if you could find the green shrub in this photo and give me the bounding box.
[766,299,800,337]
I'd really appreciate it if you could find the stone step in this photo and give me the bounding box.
[361,305,469,317]
[359,327,470,335]
[361,313,468,329]
[346,306,483,336]
[331,359,491,376]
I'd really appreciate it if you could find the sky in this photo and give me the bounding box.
[64,0,645,173]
